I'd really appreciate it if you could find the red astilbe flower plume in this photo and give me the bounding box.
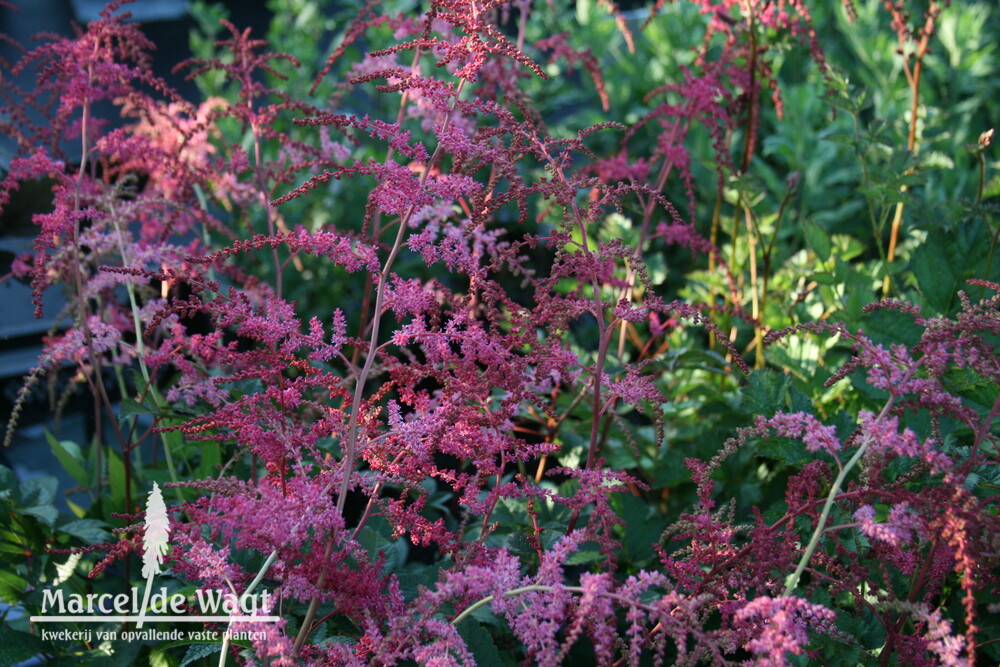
[0,1,235,454]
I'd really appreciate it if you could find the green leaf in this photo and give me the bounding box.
[811,271,839,285]
[180,642,223,667]
[741,369,792,416]
[0,626,48,665]
[106,447,128,512]
[910,231,963,315]
[0,466,16,496]
[0,568,29,604]
[941,366,1000,414]
[356,516,407,571]
[456,620,503,667]
[193,442,221,479]
[59,519,112,544]
[150,644,181,667]
[0,542,28,556]
[802,219,831,262]
[755,435,812,466]
[66,499,87,519]
[648,450,692,489]
[909,222,999,316]
[88,438,102,489]
[860,307,923,347]
[46,433,89,486]
[843,268,876,322]
[612,494,662,567]
[119,397,155,419]
[921,150,954,170]
[19,476,59,527]
[20,476,57,507]
[20,504,58,527]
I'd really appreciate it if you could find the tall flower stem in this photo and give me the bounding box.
[531,137,612,533]
[738,3,764,368]
[107,200,182,497]
[882,1,940,297]
[293,77,468,655]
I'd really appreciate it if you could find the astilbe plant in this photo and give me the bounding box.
[1,0,997,665]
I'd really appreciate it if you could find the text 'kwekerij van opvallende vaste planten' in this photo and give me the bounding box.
[0,0,998,664]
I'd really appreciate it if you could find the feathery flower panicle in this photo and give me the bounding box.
[854,503,924,547]
[734,596,837,666]
[765,411,842,455]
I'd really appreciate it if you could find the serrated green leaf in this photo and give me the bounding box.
[20,476,57,508]
[921,150,954,170]
[755,436,812,466]
[16,475,59,528]
[941,366,1000,413]
[180,642,223,666]
[860,307,923,347]
[119,397,155,419]
[741,369,791,416]
[802,219,831,262]
[910,222,999,316]
[456,620,503,667]
[356,516,406,570]
[20,504,58,528]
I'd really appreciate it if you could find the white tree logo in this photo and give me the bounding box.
[137,482,169,628]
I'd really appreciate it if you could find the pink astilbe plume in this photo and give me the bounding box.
[734,596,838,666]
[854,503,924,547]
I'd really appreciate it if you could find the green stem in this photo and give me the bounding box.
[108,204,182,498]
[782,431,868,595]
[783,368,913,595]
[217,551,278,667]
[450,585,569,626]
[976,151,986,205]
